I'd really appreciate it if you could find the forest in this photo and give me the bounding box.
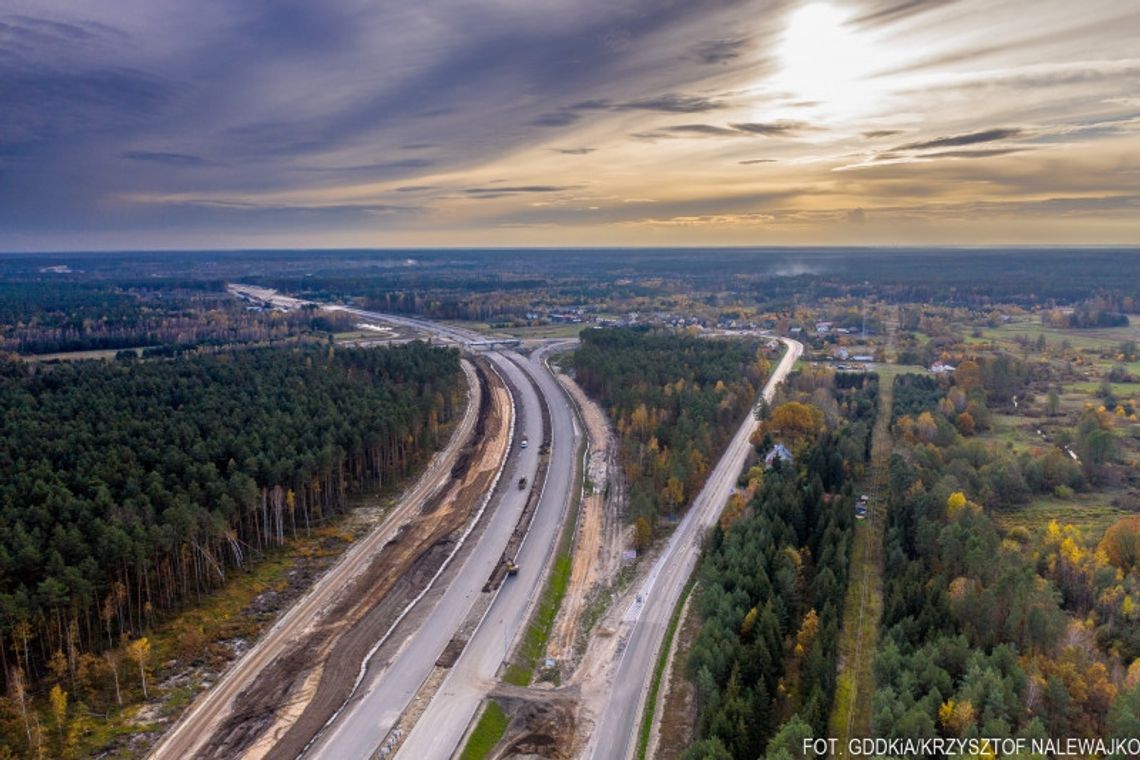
[0,280,354,355]
[0,341,463,756]
[875,367,1140,752]
[683,371,878,759]
[571,327,770,545]
[8,249,1140,343]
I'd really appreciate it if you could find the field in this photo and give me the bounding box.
[992,492,1130,538]
[23,347,147,362]
[925,313,1140,547]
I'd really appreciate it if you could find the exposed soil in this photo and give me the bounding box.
[648,591,700,760]
[189,358,513,760]
[547,369,626,667]
[489,683,581,760]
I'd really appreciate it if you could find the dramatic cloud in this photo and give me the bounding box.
[1,0,1138,248]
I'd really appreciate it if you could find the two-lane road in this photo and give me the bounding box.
[586,338,803,760]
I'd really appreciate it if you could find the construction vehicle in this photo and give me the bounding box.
[518,476,528,490]
[505,558,519,576]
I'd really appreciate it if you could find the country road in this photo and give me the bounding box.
[585,337,803,760]
[146,357,484,760]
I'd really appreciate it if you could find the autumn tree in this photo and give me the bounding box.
[755,401,825,454]
[955,360,982,392]
[634,517,653,552]
[7,668,30,746]
[49,685,67,745]
[127,638,150,700]
[103,651,122,706]
[1100,517,1140,574]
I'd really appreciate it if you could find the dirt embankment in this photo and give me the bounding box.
[488,683,581,760]
[647,591,700,760]
[548,369,627,666]
[468,366,630,760]
[196,359,512,760]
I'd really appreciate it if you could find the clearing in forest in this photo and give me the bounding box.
[828,371,894,758]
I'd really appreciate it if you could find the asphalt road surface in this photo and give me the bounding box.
[151,293,541,760]
[585,337,803,760]
[304,349,565,759]
[392,344,580,760]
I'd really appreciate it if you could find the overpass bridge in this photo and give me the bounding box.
[465,338,522,350]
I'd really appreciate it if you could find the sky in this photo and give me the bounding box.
[2,0,1139,250]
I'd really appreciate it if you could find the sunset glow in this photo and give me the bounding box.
[1,0,1138,249]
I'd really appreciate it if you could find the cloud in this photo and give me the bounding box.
[4,0,1140,248]
[895,128,1024,151]
[730,120,812,136]
[573,92,725,113]
[633,121,813,141]
[122,151,216,167]
[661,123,741,137]
[132,196,422,215]
[464,185,577,200]
[919,148,1027,159]
[299,158,433,173]
[530,111,580,128]
[0,68,178,146]
[621,94,725,112]
[852,0,952,26]
[692,38,748,65]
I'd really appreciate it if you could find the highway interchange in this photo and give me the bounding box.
[155,286,802,760]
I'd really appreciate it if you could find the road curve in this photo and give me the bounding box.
[585,338,803,760]
[147,358,484,760]
[303,350,555,759]
[393,344,581,760]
